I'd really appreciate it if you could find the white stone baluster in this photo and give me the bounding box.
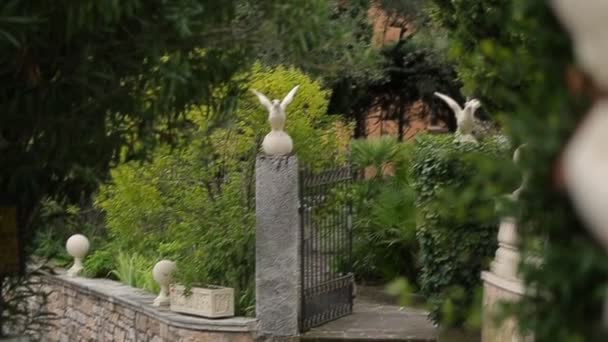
[66,234,90,277]
[481,145,531,342]
[152,260,176,307]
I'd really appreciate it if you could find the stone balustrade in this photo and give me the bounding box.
[481,217,531,342]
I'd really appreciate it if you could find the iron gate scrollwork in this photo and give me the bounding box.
[299,165,354,332]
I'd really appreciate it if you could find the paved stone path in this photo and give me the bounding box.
[301,286,480,342]
[302,299,437,341]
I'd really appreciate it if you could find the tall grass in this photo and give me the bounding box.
[110,251,159,294]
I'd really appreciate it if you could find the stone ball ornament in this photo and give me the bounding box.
[66,234,90,277]
[152,260,177,307]
[252,85,299,156]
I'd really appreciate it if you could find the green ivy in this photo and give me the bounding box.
[410,134,510,325]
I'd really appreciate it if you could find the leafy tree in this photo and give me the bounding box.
[0,2,368,333]
[92,65,351,315]
[351,137,418,283]
[256,0,384,85]
[379,0,429,30]
[425,0,529,109]
[0,0,361,246]
[329,38,461,139]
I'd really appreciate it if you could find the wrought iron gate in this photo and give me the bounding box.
[299,165,354,332]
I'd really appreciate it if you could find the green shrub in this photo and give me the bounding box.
[410,133,510,325]
[351,137,419,284]
[32,198,106,266]
[95,64,351,315]
[109,252,159,294]
[83,249,116,278]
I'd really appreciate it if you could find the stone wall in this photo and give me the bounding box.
[255,156,301,337]
[35,271,258,342]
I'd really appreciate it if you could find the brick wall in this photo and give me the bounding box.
[34,272,258,342]
[365,1,451,140]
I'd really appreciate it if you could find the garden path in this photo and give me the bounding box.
[301,286,480,342]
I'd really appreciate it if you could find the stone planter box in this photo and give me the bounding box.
[170,284,235,318]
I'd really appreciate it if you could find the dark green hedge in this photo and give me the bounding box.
[410,134,510,325]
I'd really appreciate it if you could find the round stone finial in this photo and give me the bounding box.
[153,260,177,286]
[152,260,176,307]
[66,234,90,258]
[66,234,90,277]
[262,131,294,156]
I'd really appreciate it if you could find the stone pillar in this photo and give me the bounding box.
[481,144,533,341]
[255,155,301,337]
[481,217,530,342]
[490,217,520,281]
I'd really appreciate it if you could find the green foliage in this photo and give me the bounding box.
[410,134,510,326]
[83,249,115,279]
[110,252,159,294]
[427,1,608,340]
[95,65,351,315]
[386,277,416,307]
[0,0,368,256]
[329,36,462,138]
[352,137,404,176]
[257,0,383,84]
[495,3,608,341]
[426,0,524,106]
[31,198,106,266]
[351,137,418,283]
[243,63,352,168]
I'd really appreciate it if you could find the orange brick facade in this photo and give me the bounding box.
[364,1,450,140]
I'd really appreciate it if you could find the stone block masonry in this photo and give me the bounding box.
[32,270,258,342]
[255,155,301,337]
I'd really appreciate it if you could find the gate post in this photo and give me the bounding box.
[255,155,301,337]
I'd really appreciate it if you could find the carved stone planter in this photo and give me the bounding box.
[169,284,235,318]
